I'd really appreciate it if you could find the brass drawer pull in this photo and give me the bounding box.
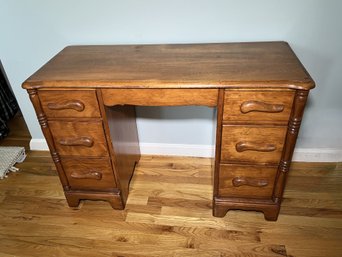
[232,177,268,187]
[70,171,102,180]
[59,136,94,147]
[47,100,85,112]
[240,100,284,114]
[236,141,276,152]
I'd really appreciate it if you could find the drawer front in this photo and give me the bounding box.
[221,125,287,164]
[49,121,108,157]
[39,90,101,118]
[223,90,294,122]
[61,158,117,191]
[218,164,277,199]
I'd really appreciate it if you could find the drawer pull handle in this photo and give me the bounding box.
[240,101,284,114]
[70,171,102,180]
[47,100,85,112]
[236,141,276,152]
[59,137,94,147]
[232,177,268,187]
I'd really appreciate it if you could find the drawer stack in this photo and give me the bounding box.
[214,89,296,220]
[37,90,121,207]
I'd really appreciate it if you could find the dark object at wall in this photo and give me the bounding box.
[0,61,19,139]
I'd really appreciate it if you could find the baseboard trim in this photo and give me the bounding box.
[139,143,215,158]
[30,139,49,151]
[292,148,342,162]
[29,139,342,162]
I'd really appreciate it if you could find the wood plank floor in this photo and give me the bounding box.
[0,151,341,257]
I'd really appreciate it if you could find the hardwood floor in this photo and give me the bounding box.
[0,115,341,256]
[0,151,341,257]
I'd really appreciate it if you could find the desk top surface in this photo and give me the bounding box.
[23,42,314,90]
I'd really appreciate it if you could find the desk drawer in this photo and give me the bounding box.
[218,164,277,199]
[39,90,101,118]
[49,121,108,157]
[223,90,294,123]
[221,125,287,164]
[61,158,117,191]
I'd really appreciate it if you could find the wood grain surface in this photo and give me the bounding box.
[102,104,141,204]
[0,151,341,257]
[60,157,117,191]
[101,88,218,107]
[223,90,295,123]
[218,164,277,198]
[48,120,108,157]
[22,42,315,90]
[39,90,101,118]
[221,125,287,165]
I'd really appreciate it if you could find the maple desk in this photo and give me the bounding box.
[23,42,315,221]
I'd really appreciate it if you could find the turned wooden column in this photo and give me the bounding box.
[273,90,310,202]
[27,89,70,190]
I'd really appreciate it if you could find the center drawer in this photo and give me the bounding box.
[221,125,287,165]
[49,121,109,157]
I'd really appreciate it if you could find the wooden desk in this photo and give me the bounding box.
[23,42,315,221]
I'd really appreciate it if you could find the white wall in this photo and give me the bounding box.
[1,0,341,160]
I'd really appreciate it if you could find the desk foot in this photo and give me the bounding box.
[64,190,124,210]
[213,197,280,221]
